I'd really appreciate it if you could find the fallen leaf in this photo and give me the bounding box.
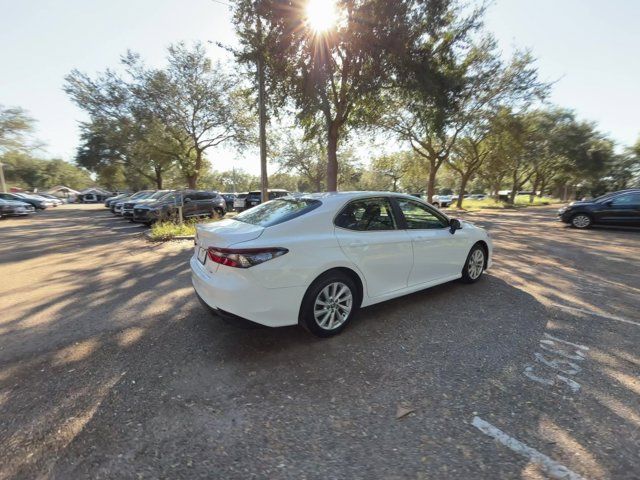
[396,404,415,419]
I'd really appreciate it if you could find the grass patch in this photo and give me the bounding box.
[450,195,563,212]
[149,218,220,241]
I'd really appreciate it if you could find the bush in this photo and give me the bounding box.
[149,218,220,241]
[452,195,562,211]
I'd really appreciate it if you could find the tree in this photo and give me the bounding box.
[370,152,413,192]
[1,151,92,190]
[448,135,491,208]
[65,43,253,189]
[262,0,424,191]
[0,105,39,153]
[275,136,326,192]
[379,0,547,202]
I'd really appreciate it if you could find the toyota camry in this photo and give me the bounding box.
[191,192,492,337]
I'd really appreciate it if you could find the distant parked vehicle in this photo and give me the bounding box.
[0,198,35,218]
[431,194,453,208]
[132,190,226,225]
[468,194,487,200]
[122,190,172,219]
[112,190,155,214]
[0,192,55,210]
[233,193,248,211]
[558,189,640,228]
[233,189,290,211]
[221,193,236,211]
[104,193,130,208]
[36,193,64,205]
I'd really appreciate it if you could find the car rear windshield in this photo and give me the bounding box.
[234,198,321,227]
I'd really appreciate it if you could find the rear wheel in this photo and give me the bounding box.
[461,244,486,283]
[300,272,359,337]
[570,213,592,229]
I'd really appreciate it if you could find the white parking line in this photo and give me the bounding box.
[543,333,589,351]
[471,416,587,480]
[551,303,640,328]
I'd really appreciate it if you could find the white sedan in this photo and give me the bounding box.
[191,192,492,337]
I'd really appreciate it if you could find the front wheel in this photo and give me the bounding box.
[570,213,592,229]
[300,272,359,337]
[461,244,486,283]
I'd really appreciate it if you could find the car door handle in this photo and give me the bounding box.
[349,241,365,247]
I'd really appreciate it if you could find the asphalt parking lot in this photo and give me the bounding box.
[1,204,638,479]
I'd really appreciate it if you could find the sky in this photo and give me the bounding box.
[1,0,639,175]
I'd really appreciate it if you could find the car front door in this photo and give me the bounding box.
[334,197,413,298]
[597,193,640,225]
[394,198,469,286]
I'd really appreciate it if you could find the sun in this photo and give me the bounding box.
[306,0,338,33]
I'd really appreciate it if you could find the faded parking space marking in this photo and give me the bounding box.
[471,417,587,480]
[523,333,589,394]
[551,303,640,328]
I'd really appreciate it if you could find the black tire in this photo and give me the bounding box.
[299,271,360,337]
[432,202,440,208]
[570,213,592,229]
[461,244,486,284]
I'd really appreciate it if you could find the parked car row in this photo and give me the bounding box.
[104,189,228,225]
[0,192,63,215]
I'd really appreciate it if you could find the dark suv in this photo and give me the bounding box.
[133,190,226,225]
[234,189,289,211]
[558,189,640,228]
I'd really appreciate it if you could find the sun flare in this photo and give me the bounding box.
[306,0,338,33]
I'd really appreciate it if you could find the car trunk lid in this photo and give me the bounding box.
[195,218,264,248]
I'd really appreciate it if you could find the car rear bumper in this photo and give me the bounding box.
[190,255,304,328]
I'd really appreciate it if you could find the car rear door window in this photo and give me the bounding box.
[234,198,321,227]
[396,199,448,229]
[611,193,640,206]
[335,198,397,231]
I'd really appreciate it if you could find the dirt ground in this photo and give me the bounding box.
[0,204,638,479]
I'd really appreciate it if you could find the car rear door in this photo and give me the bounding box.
[334,197,413,298]
[599,193,640,225]
[393,198,469,286]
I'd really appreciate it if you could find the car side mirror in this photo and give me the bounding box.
[604,200,613,207]
[184,198,192,203]
[449,218,462,234]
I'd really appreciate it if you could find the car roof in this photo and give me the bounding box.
[292,191,427,206]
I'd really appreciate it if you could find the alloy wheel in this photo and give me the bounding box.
[572,214,591,228]
[313,282,353,330]
[468,249,485,280]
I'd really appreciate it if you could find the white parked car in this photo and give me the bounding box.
[191,192,492,337]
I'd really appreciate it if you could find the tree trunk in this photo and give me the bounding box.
[538,177,547,197]
[529,175,539,203]
[187,175,197,189]
[326,124,339,192]
[456,173,470,209]
[257,18,269,203]
[155,166,163,189]
[426,161,437,203]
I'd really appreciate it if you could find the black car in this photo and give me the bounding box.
[558,189,640,228]
[132,190,226,225]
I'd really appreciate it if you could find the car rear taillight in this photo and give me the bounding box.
[207,247,288,268]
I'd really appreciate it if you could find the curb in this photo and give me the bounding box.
[143,232,195,242]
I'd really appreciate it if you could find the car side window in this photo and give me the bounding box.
[396,199,449,229]
[611,193,640,206]
[335,198,397,231]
